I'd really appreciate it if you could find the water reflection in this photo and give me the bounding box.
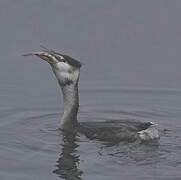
[53,131,83,180]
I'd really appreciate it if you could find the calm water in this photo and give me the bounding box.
[0,1,181,180]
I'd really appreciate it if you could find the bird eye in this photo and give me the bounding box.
[62,59,66,63]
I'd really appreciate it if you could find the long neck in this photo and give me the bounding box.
[59,82,79,130]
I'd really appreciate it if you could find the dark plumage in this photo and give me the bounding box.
[78,120,153,143]
[55,53,82,68]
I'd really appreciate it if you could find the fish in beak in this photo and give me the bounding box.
[23,51,59,64]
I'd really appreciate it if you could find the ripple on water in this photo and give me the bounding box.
[0,86,181,179]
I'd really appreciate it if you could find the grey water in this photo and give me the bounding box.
[0,0,181,179]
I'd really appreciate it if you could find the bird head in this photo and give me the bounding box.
[24,47,82,86]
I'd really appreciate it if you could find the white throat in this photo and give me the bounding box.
[51,63,80,130]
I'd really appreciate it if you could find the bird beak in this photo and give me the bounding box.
[23,52,59,64]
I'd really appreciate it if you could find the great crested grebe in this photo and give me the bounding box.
[24,47,159,143]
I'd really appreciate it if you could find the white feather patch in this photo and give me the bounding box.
[52,62,80,85]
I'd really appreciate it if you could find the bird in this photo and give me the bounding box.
[23,47,159,143]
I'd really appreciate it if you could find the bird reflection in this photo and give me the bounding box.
[53,131,83,180]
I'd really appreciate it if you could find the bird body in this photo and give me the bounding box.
[24,47,159,143]
[78,120,159,143]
